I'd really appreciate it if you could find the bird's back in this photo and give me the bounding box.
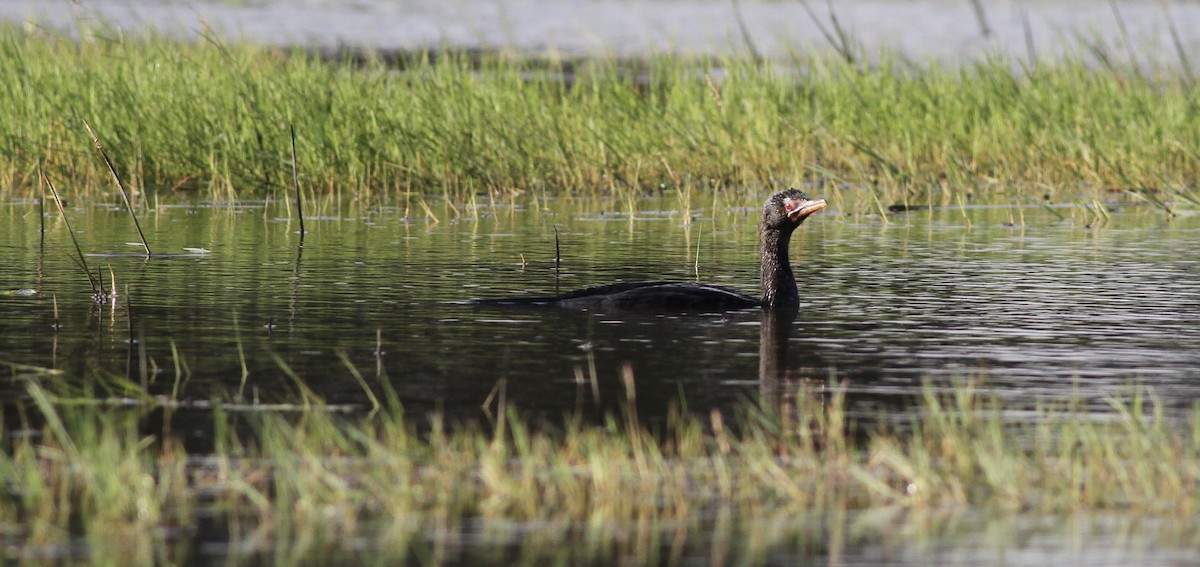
[472,281,761,312]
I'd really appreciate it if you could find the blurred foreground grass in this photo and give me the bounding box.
[2,375,1198,564]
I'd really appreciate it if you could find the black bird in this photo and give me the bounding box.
[472,189,827,312]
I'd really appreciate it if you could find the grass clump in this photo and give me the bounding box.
[2,26,1200,209]
[3,379,1200,564]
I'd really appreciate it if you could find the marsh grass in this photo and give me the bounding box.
[3,376,1200,563]
[3,27,1200,211]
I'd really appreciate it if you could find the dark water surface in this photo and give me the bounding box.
[3,194,1199,423]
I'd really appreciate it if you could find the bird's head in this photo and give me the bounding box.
[762,188,827,230]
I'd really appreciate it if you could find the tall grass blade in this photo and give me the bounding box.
[1160,0,1195,91]
[41,170,99,294]
[730,0,761,60]
[1109,0,1141,76]
[290,123,306,239]
[336,349,381,415]
[801,0,855,64]
[25,381,80,460]
[1022,9,1037,67]
[969,0,992,37]
[83,120,151,257]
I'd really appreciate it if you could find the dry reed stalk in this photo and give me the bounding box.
[41,170,99,293]
[83,120,151,257]
[290,124,306,238]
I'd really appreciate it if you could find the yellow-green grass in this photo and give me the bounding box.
[2,376,1199,564]
[2,26,1199,212]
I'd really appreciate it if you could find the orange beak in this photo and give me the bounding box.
[787,197,828,221]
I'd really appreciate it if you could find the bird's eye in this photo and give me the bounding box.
[784,200,796,211]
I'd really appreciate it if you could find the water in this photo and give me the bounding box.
[194,508,1200,566]
[4,0,1200,64]
[4,195,1199,419]
[3,193,1200,564]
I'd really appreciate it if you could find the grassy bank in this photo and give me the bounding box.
[3,376,1199,564]
[2,27,1200,210]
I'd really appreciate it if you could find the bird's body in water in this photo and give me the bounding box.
[472,189,827,313]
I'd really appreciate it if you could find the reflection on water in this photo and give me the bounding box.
[2,196,1200,423]
[209,506,1200,566]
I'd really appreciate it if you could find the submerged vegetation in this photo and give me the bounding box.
[1,25,1199,212]
[2,377,1199,564]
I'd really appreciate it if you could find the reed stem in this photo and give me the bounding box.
[41,170,99,294]
[290,124,306,239]
[83,120,151,257]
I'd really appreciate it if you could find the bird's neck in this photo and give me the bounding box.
[759,225,799,311]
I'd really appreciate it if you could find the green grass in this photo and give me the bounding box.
[2,26,1200,211]
[3,376,1200,564]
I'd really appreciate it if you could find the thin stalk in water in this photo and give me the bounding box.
[42,171,99,294]
[291,124,306,239]
[39,186,45,249]
[83,120,151,257]
[51,292,60,331]
[125,284,133,346]
[553,226,561,272]
[232,311,249,398]
[553,226,562,294]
